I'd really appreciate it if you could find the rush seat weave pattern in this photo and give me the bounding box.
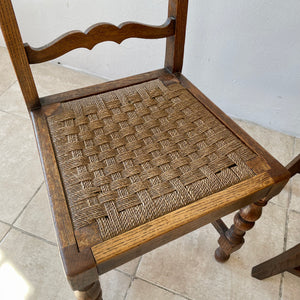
[47,79,257,242]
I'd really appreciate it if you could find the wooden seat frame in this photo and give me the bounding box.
[0,1,291,299]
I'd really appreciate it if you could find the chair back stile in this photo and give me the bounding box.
[165,0,189,73]
[0,0,39,110]
[0,0,189,111]
[0,2,294,299]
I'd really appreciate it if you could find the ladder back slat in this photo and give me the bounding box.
[24,18,176,64]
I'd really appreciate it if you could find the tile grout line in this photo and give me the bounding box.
[0,226,13,245]
[0,108,30,120]
[114,269,132,278]
[134,277,193,300]
[118,255,192,300]
[0,79,29,120]
[0,181,44,246]
[116,267,192,300]
[0,79,16,98]
[278,137,296,300]
[12,181,44,225]
[0,218,57,247]
[123,256,143,300]
[11,225,57,246]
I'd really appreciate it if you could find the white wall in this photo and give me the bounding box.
[1,0,299,137]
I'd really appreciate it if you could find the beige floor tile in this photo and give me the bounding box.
[0,222,10,241]
[0,229,132,300]
[0,229,74,300]
[137,204,285,300]
[290,176,300,213]
[117,257,141,276]
[126,279,186,300]
[0,82,29,119]
[0,47,16,96]
[0,112,44,223]
[100,270,131,300]
[31,63,106,97]
[235,119,294,209]
[290,138,300,213]
[281,210,300,300]
[0,45,105,119]
[286,210,300,250]
[234,119,295,165]
[281,272,300,300]
[269,184,291,210]
[14,184,57,244]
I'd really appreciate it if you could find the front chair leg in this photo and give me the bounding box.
[74,280,102,300]
[214,200,265,263]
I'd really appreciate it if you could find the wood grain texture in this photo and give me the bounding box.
[165,0,189,73]
[31,108,100,291]
[40,69,170,106]
[212,219,228,236]
[0,0,39,110]
[74,281,102,300]
[251,154,300,279]
[215,201,264,262]
[252,243,300,280]
[31,109,75,248]
[25,18,175,64]
[92,173,274,273]
[286,153,300,176]
[61,245,99,291]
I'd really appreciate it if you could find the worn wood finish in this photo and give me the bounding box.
[61,245,99,291]
[165,0,189,73]
[31,109,100,291]
[213,154,295,263]
[286,153,300,176]
[215,201,265,262]
[92,173,275,273]
[212,219,228,236]
[40,69,170,106]
[177,74,291,261]
[1,0,294,297]
[25,18,175,64]
[32,71,290,283]
[252,243,300,280]
[31,109,75,249]
[251,154,300,279]
[74,281,102,300]
[0,0,39,110]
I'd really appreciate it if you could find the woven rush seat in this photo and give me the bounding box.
[47,79,257,243]
[1,1,291,297]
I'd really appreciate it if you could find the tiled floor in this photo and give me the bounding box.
[0,46,299,300]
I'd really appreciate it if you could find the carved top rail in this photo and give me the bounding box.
[24,18,175,64]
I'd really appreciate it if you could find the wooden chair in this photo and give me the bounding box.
[0,1,291,299]
[252,154,300,280]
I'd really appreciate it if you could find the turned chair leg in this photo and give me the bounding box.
[74,280,102,300]
[214,154,300,263]
[214,200,265,263]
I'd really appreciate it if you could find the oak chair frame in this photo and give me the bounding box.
[0,0,291,298]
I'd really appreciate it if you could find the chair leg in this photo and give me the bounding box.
[74,280,102,300]
[252,243,300,280]
[214,200,265,263]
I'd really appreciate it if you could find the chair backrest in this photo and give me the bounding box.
[0,0,189,111]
